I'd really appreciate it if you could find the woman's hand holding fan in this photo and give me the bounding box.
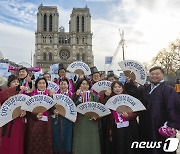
[48,89,54,97]
[20,86,28,92]
[25,74,32,83]
[54,109,59,116]
[37,113,43,119]
[76,88,81,96]
[89,116,97,121]
[19,110,26,117]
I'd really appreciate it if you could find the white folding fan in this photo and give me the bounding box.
[76,102,111,119]
[53,94,77,122]
[105,94,146,113]
[48,81,59,93]
[0,94,30,127]
[67,61,91,76]
[21,95,55,113]
[91,80,112,93]
[118,60,147,85]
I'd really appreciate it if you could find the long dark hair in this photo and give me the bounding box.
[59,78,69,86]
[43,72,51,78]
[18,67,29,78]
[111,81,125,95]
[75,78,91,91]
[35,77,48,89]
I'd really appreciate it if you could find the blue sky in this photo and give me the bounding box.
[0,0,122,30]
[0,0,180,72]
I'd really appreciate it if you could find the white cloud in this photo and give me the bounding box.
[1,0,180,75]
[56,6,72,31]
[0,0,73,65]
[0,1,72,66]
[91,0,180,73]
[0,22,34,65]
[0,0,37,29]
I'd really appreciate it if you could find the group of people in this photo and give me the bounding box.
[0,63,180,154]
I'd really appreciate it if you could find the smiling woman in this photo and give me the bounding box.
[0,75,27,154]
[25,77,54,154]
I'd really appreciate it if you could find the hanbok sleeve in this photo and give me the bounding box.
[164,86,180,130]
[91,92,99,102]
[124,81,144,99]
[99,93,106,104]
[72,93,81,105]
[0,86,19,104]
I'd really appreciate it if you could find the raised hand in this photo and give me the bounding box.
[122,112,129,118]
[54,109,59,115]
[76,88,81,95]
[26,74,32,83]
[125,77,131,83]
[20,86,28,92]
[20,110,26,117]
[48,89,54,97]
[79,74,84,79]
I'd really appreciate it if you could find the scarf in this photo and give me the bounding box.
[79,90,91,103]
[57,89,73,98]
[19,78,28,86]
[111,93,129,128]
[19,78,29,94]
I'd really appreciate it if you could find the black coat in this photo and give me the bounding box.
[124,81,180,154]
[99,92,140,154]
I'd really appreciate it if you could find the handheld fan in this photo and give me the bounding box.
[67,61,91,76]
[53,94,77,122]
[47,81,59,93]
[118,60,147,85]
[76,101,111,119]
[91,80,112,93]
[105,94,146,113]
[0,94,30,127]
[21,95,55,113]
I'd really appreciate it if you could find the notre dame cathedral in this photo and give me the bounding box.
[34,4,94,72]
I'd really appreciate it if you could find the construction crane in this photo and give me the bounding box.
[107,29,126,71]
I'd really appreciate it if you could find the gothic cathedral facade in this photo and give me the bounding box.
[34,4,94,72]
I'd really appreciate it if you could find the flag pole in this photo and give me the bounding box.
[119,29,125,60]
[105,64,107,75]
